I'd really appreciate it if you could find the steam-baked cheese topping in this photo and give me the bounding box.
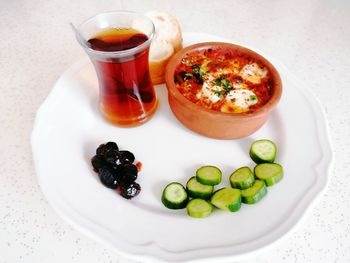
[225,89,258,111]
[197,75,258,111]
[197,81,222,103]
[239,63,268,84]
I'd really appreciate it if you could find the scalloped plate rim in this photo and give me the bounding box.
[31,32,334,263]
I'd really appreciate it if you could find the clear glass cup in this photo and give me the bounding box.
[74,11,158,127]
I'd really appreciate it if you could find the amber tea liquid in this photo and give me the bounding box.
[87,28,157,126]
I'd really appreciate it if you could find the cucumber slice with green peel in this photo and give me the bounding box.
[241,180,267,204]
[249,140,277,164]
[229,167,255,189]
[196,166,222,186]
[186,177,214,200]
[254,163,284,186]
[161,182,188,209]
[211,188,241,212]
[186,198,213,218]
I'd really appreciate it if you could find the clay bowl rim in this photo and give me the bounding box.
[165,42,283,119]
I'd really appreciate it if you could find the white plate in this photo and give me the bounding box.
[31,33,333,263]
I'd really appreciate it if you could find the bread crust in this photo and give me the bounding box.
[146,11,183,84]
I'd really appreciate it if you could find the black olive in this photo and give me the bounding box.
[96,143,107,156]
[98,166,119,189]
[91,155,105,172]
[104,141,119,152]
[96,141,119,157]
[118,162,138,184]
[104,150,121,165]
[120,182,141,199]
[119,150,135,163]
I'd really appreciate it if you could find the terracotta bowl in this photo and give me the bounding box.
[165,42,283,139]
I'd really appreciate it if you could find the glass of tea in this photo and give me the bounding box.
[74,11,158,126]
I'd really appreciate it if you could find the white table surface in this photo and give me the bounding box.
[1,0,350,262]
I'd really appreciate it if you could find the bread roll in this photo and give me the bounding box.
[148,37,174,85]
[145,10,183,52]
[132,10,183,85]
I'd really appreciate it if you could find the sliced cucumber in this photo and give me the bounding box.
[229,167,255,189]
[186,198,213,218]
[241,180,267,204]
[161,182,188,209]
[249,140,277,164]
[211,188,241,212]
[196,166,222,186]
[255,163,283,186]
[186,177,214,200]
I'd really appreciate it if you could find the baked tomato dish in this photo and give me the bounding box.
[174,48,273,113]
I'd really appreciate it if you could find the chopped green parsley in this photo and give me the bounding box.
[213,76,232,95]
[250,95,257,101]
